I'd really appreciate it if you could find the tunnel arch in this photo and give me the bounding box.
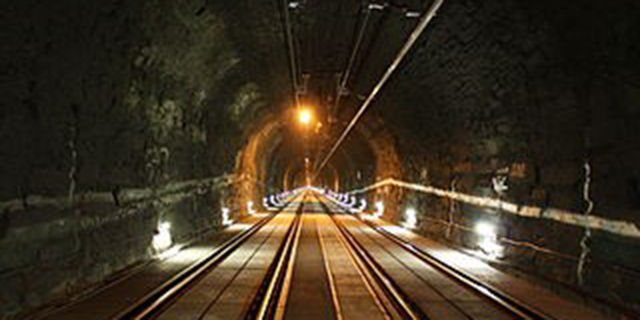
[232,109,402,215]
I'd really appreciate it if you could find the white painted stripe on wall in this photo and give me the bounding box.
[349,178,640,239]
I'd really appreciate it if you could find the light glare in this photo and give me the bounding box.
[374,201,384,218]
[475,222,496,238]
[153,222,173,251]
[298,109,312,125]
[474,221,502,258]
[404,208,417,229]
[247,201,257,215]
[222,207,233,226]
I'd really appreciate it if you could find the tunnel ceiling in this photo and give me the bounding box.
[263,0,640,218]
[225,0,437,192]
[4,0,638,204]
[209,0,640,201]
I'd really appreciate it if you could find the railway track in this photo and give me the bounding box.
[316,193,553,320]
[113,196,305,320]
[246,196,305,319]
[40,190,609,320]
[319,201,422,320]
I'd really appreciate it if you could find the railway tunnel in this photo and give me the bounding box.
[1,0,640,319]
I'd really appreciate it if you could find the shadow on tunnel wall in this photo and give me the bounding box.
[346,0,640,315]
[0,0,290,316]
[0,176,241,316]
[357,180,640,315]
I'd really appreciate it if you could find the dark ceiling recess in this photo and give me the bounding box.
[1,0,640,318]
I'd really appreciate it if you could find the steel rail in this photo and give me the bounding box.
[317,191,556,319]
[364,220,554,320]
[246,195,306,320]
[322,213,398,320]
[320,192,553,319]
[313,0,446,180]
[315,195,424,320]
[273,202,304,320]
[316,213,346,320]
[113,196,302,320]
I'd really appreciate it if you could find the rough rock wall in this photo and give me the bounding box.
[233,117,285,214]
[0,0,287,316]
[357,0,640,313]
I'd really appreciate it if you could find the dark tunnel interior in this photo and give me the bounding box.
[1,0,640,317]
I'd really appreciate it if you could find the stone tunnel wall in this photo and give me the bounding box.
[1,0,287,316]
[0,177,239,316]
[232,116,284,213]
[356,181,640,314]
[355,0,640,314]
